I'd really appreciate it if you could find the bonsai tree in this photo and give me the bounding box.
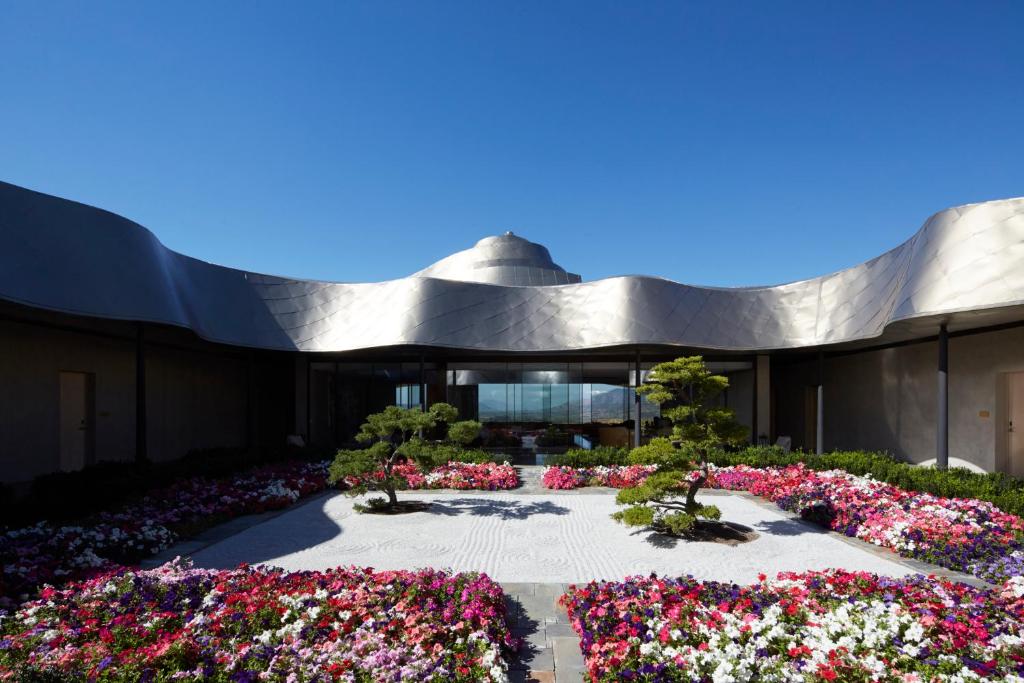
[328,403,483,512]
[328,404,441,512]
[613,356,748,535]
[402,402,485,467]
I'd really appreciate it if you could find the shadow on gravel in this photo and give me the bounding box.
[633,520,759,549]
[753,517,830,537]
[424,497,571,520]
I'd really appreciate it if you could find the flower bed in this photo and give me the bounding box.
[395,461,519,490]
[560,570,1024,681]
[1,460,330,608]
[709,464,1024,583]
[0,558,516,682]
[542,465,657,490]
[2,459,522,608]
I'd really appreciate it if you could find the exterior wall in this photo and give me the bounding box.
[145,344,247,464]
[0,308,290,484]
[0,318,136,482]
[774,326,1024,472]
[724,369,755,442]
[755,356,771,441]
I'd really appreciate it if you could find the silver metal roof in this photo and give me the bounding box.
[1,180,1022,353]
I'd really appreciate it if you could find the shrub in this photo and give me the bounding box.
[548,445,630,467]
[614,356,747,535]
[401,439,497,468]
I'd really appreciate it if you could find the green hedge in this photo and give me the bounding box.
[548,446,631,467]
[548,443,1024,516]
[398,439,499,468]
[707,446,1024,518]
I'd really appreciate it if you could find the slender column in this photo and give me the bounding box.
[755,355,771,444]
[937,324,949,470]
[135,323,148,463]
[634,349,642,448]
[816,351,824,455]
[246,351,257,450]
[305,357,311,443]
[419,354,426,410]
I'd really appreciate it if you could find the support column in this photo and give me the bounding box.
[756,354,771,444]
[937,323,949,470]
[293,355,308,440]
[305,358,312,444]
[816,351,824,455]
[634,349,642,448]
[246,351,257,451]
[135,323,148,463]
[419,354,426,411]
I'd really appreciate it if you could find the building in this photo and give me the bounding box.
[2,180,1024,484]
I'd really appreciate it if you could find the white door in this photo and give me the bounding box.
[59,371,91,471]
[1009,372,1024,478]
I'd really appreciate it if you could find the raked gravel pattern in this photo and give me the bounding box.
[188,490,915,583]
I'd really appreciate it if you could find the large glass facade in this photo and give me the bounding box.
[308,358,753,451]
[445,361,661,449]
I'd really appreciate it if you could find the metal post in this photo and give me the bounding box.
[419,354,426,411]
[246,352,255,451]
[634,349,642,448]
[937,324,949,470]
[135,323,148,463]
[305,358,311,443]
[816,351,824,455]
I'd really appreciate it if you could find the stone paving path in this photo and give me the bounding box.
[502,582,585,683]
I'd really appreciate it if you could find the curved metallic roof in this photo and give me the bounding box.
[1,180,1023,353]
[412,232,581,286]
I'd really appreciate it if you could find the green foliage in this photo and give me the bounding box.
[627,437,688,468]
[611,505,655,527]
[549,446,630,467]
[447,420,482,445]
[328,441,407,502]
[399,438,495,469]
[333,406,439,511]
[638,356,748,451]
[355,405,438,444]
[709,446,1024,517]
[329,403,492,512]
[427,402,459,425]
[615,356,747,535]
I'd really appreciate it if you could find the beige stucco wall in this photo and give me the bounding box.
[775,325,1024,473]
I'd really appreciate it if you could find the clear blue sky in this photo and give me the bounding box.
[2,2,1021,286]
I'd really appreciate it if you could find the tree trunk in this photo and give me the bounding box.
[685,458,708,512]
[383,452,399,508]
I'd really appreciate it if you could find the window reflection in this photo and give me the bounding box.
[445,362,660,428]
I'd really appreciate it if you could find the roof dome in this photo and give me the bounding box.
[412,232,581,286]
